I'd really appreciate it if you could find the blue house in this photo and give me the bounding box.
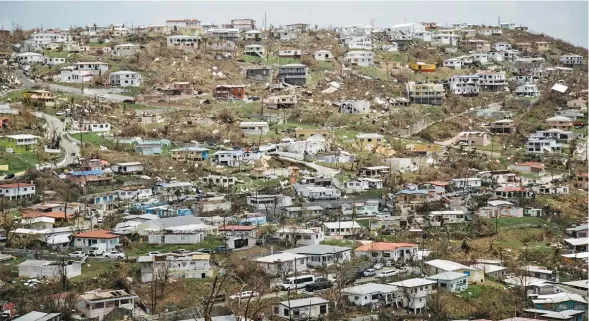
[531,293,587,321]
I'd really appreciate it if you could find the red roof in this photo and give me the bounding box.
[355,242,418,252]
[74,230,119,239]
[22,211,74,219]
[515,162,545,169]
[219,225,256,231]
[577,173,589,177]
[0,183,34,188]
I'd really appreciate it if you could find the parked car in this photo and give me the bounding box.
[69,251,86,258]
[173,249,188,254]
[375,270,398,279]
[373,263,384,270]
[104,251,125,259]
[397,267,409,273]
[87,247,105,256]
[229,291,259,300]
[96,217,104,224]
[304,278,333,292]
[385,260,393,267]
[55,111,66,116]
[363,268,376,277]
[197,248,213,254]
[215,245,232,253]
[148,251,161,257]
[4,173,15,179]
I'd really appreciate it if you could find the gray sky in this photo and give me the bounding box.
[1,1,587,48]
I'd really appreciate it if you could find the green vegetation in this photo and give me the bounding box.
[43,50,70,59]
[122,103,153,110]
[0,152,38,174]
[73,132,113,147]
[71,260,118,281]
[321,239,359,248]
[486,217,551,230]
[357,66,387,79]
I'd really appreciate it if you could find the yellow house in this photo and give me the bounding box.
[23,90,56,106]
[357,133,385,149]
[294,129,334,140]
[410,62,436,72]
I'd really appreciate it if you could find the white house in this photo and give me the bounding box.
[16,52,45,65]
[339,100,371,114]
[343,51,374,67]
[385,23,425,37]
[110,162,144,174]
[45,57,66,66]
[255,252,309,276]
[560,54,583,66]
[516,84,540,98]
[273,297,329,320]
[72,230,120,250]
[109,71,142,87]
[389,278,436,314]
[58,67,94,83]
[425,259,485,284]
[137,253,213,282]
[448,74,480,95]
[0,183,36,200]
[450,177,482,189]
[28,33,70,45]
[202,175,236,188]
[354,242,418,262]
[313,50,333,61]
[526,139,562,154]
[112,43,140,57]
[381,43,399,52]
[425,272,469,293]
[284,244,352,267]
[72,121,111,132]
[75,289,137,321]
[18,259,81,279]
[274,227,325,246]
[343,36,372,50]
[244,44,265,57]
[432,34,460,46]
[342,283,401,306]
[413,31,432,42]
[207,28,240,40]
[428,210,467,225]
[443,58,464,69]
[166,35,200,51]
[73,62,109,76]
[493,42,512,51]
[323,221,363,236]
[239,121,269,136]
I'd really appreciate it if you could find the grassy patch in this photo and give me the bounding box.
[73,260,117,281]
[244,55,299,65]
[321,239,359,248]
[486,217,550,230]
[43,50,70,59]
[314,61,334,71]
[357,66,387,79]
[0,152,38,174]
[122,103,152,110]
[72,132,113,147]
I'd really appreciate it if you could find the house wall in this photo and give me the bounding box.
[306,251,351,267]
[147,233,205,244]
[140,260,212,282]
[356,248,417,261]
[257,258,310,276]
[19,262,81,279]
[73,237,119,250]
[276,303,327,320]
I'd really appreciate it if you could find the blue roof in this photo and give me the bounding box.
[395,189,428,195]
[69,170,104,176]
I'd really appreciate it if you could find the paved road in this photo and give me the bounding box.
[273,152,340,177]
[42,113,80,167]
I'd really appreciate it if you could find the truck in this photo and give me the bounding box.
[87,245,106,256]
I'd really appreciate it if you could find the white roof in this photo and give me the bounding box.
[519,265,552,274]
[532,292,587,304]
[239,122,268,127]
[425,271,469,281]
[357,133,384,139]
[429,210,465,215]
[115,162,143,166]
[561,252,589,259]
[323,221,362,229]
[4,134,39,139]
[389,278,436,288]
[546,116,572,122]
[279,297,328,308]
[342,283,398,295]
[110,70,140,75]
[470,263,507,274]
[425,259,475,271]
[564,238,589,246]
[551,83,568,93]
[561,280,589,289]
[487,200,514,207]
[255,252,307,263]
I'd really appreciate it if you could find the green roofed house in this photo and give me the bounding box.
[0,134,39,153]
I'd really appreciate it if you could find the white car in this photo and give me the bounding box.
[148,251,161,257]
[55,111,66,116]
[375,270,398,279]
[104,251,125,259]
[97,217,104,224]
[229,291,259,300]
[373,263,384,270]
[24,279,40,287]
[69,251,86,258]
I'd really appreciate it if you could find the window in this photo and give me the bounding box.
[283,308,289,316]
